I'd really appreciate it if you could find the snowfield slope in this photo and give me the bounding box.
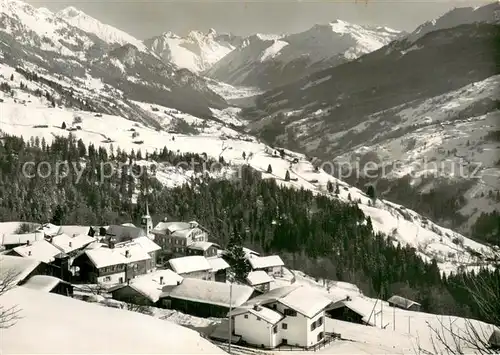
[206,21,403,89]
[0,287,226,354]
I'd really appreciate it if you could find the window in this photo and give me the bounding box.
[272,304,277,310]
[284,309,297,317]
[244,314,248,319]
[273,325,278,334]
[317,317,323,326]
[317,332,324,342]
[119,277,123,283]
[256,317,261,321]
[310,321,316,331]
[104,276,111,282]
[282,323,288,330]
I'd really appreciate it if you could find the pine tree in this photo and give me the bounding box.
[285,170,290,181]
[267,164,273,174]
[51,205,65,225]
[61,122,66,130]
[327,181,334,193]
[242,152,246,160]
[366,185,376,200]
[335,183,340,195]
[225,230,251,282]
[10,74,13,81]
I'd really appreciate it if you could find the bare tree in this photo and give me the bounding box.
[0,269,22,329]
[417,272,499,354]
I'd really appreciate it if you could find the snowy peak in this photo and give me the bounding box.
[56,5,146,50]
[144,29,243,73]
[206,19,402,89]
[407,1,500,42]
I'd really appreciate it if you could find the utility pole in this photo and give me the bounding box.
[228,282,232,354]
[393,304,395,331]
[381,297,383,328]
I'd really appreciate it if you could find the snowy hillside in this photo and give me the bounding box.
[0,287,226,354]
[206,20,403,89]
[56,6,147,50]
[333,76,500,231]
[1,83,497,273]
[145,29,243,73]
[406,1,500,43]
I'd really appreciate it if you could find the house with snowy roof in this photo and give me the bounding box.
[50,233,95,255]
[1,231,45,250]
[246,271,273,293]
[159,278,256,318]
[21,275,73,297]
[207,256,230,283]
[37,223,61,237]
[73,242,156,284]
[326,296,383,327]
[187,241,219,258]
[0,255,59,286]
[168,255,213,280]
[110,269,183,306]
[248,255,284,277]
[5,239,62,264]
[152,219,207,256]
[229,285,332,349]
[105,225,146,244]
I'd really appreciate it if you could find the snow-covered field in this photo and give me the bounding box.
[0,287,225,354]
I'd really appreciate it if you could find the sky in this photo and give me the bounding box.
[25,0,492,39]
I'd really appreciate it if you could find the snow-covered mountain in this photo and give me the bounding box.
[406,1,500,43]
[145,29,243,73]
[243,4,499,235]
[56,6,147,50]
[205,20,404,89]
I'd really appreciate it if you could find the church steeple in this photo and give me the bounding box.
[141,200,153,238]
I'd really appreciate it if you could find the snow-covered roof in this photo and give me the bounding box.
[239,285,331,318]
[246,271,273,286]
[59,225,94,236]
[51,233,95,253]
[388,295,421,309]
[168,255,212,274]
[187,241,218,251]
[0,255,41,285]
[115,236,161,254]
[153,221,190,233]
[37,223,61,237]
[230,305,284,324]
[12,240,62,263]
[106,225,145,241]
[1,287,226,354]
[112,269,183,303]
[243,247,260,257]
[328,297,382,326]
[166,279,254,308]
[1,232,45,246]
[207,256,230,272]
[489,329,500,347]
[84,244,151,268]
[248,255,284,269]
[21,275,68,292]
[278,285,332,318]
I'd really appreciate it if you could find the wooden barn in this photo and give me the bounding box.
[387,295,421,312]
[159,278,256,318]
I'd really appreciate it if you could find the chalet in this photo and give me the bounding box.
[105,224,146,244]
[5,239,62,264]
[246,271,273,293]
[37,223,61,237]
[168,255,213,280]
[0,255,59,285]
[186,241,219,258]
[159,278,255,318]
[207,256,230,283]
[21,275,73,296]
[50,233,95,255]
[110,269,183,306]
[152,220,207,255]
[326,296,382,327]
[1,232,45,250]
[115,236,161,266]
[248,255,284,277]
[230,285,332,349]
[489,329,500,350]
[387,295,421,312]
[73,243,154,284]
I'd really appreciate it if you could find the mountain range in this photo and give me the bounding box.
[0,0,499,262]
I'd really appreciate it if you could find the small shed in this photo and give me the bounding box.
[21,275,73,296]
[387,295,421,312]
[489,329,500,350]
